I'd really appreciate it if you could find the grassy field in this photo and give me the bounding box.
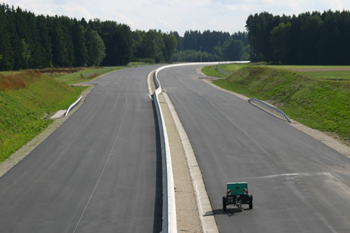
[202,66,350,141]
[208,63,350,80]
[305,71,350,80]
[219,63,251,71]
[201,65,225,78]
[0,71,87,163]
[52,67,125,84]
[0,63,155,84]
[262,65,350,70]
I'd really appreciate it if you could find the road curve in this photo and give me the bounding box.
[0,66,162,233]
[157,65,350,233]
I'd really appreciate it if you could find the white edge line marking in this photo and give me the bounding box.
[72,81,130,233]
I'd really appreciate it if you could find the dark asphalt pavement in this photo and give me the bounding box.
[158,65,350,233]
[0,66,162,233]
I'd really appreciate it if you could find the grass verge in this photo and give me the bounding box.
[0,71,87,163]
[305,71,350,80]
[201,65,225,78]
[209,66,350,141]
[52,67,125,84]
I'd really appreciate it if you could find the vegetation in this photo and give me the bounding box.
[49,67,126,84]
[172,30,250,62]
[201,66,225,78]
[173,50,221,62]
[303,71,350,80]
[246,10,350,64]
[207,66,350,140]
[0,71,87,162]
[132,29,177,63]
[0,4,177,71]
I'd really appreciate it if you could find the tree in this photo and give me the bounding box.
[85,29,106,66]
[223,40,245,61]
[50,18,69,67]
[72,20,88,66]
[270,22,292,63]
[0,5,14,70]
[35,15,52,67]
[19,39,31,68]
[162,33,177,63]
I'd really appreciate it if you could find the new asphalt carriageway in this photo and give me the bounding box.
[0,66,163,233]
[157,64,350,233]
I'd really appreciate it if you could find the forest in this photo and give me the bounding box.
[0,3,252,71]
[246,10,350,65]
[0,4,177,71]
[172,30,250,62]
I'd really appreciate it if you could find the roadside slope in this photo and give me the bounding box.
[213,66,350,143]
[0,71,86,163]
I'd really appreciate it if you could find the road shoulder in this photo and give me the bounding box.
[197,66,350,159]
[0,85,94,178]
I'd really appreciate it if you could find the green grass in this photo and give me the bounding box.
[53,67,125,84]
[305,71,350,80]
[212,66,350,141]
[219,63,251,71]
[204,63,350,80]
[201,65,225,78]
[0,72,87,163]
[0,71,22,76]
[263,65,350,70]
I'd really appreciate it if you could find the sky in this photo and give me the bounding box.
[3,0,350,36]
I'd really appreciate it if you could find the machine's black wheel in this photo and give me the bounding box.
[249,196,253,209]
[223,196,227,211]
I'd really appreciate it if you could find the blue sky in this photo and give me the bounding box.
[4,0,350,35]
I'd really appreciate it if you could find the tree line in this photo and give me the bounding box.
[0,4,177,71]
[246,10,350,65]
[172,30,250,62]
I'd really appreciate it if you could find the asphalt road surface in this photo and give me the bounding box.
[0,66,162,233]
[158,65,350,233]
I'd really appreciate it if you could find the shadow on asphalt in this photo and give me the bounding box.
[210,207,252,216]
[152,99,163,233]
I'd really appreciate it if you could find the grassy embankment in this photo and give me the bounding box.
[0,64,152,163]
[203,64,350,141]
[0,71,87,163]
[44,66,125,84]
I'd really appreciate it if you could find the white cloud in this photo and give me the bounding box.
[3,0,350,35]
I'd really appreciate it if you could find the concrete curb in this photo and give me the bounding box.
[163,93,219,233]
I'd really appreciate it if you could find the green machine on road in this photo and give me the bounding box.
[222,182,253,210]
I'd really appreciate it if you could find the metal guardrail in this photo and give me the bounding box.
[64,96,82,117]
[153,70,177,233]
[217,62,234,78]
[248,98,291,123]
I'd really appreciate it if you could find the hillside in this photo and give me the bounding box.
[0,71,87,162]
[213,66,350,141]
